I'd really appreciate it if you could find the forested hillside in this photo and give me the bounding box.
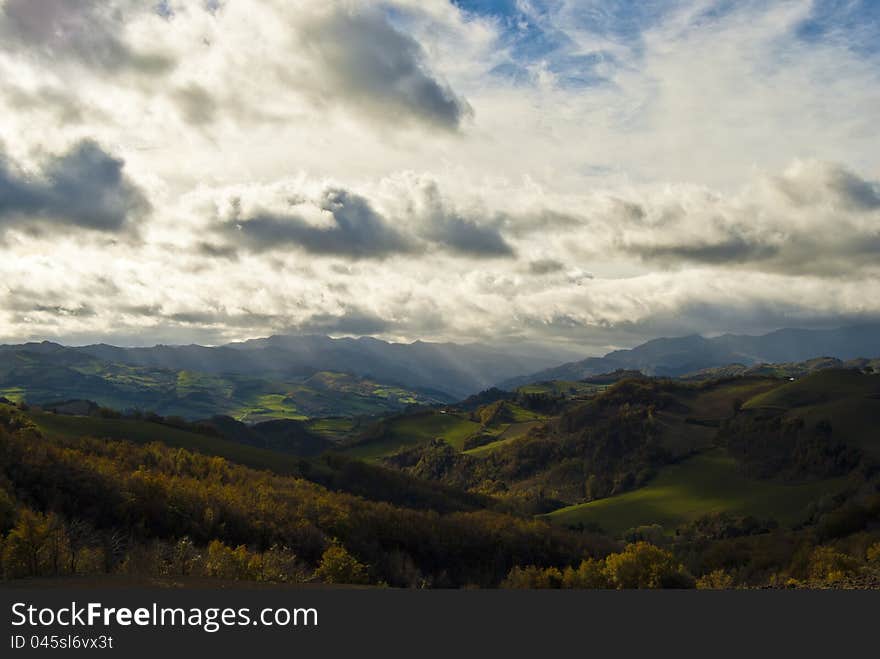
[2,367,880,589]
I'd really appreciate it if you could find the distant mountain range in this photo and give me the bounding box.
[0,334,565,403]
[498,324,880,389]
[4,325,880,418]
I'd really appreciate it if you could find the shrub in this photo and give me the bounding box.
[696,569,735,590]
[501,565,563,589]
[562,559,610,588]
[603,542,694,589]
[808,546,860,583]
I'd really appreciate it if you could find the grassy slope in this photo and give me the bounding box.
[544,449,847,535]
[541,376,858,535]
[516,381,604,396]
[464,421,544,457]
[306,417,357,442]
[686,378,783,418]
[344,401,549,460]
[344,412,482,460]
[743,370,880,457]
[652,377,784,456]
[743,369,880,410]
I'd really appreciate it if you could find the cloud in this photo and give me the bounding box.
[631,236,778,266]
[772,160,880,212]
[173,84,217,125]
[607,161,880,277]
[2,84,90,125]
[413,181,513,256]
[528,259,566,275]
[296,307,393,336]
[0,139,150,232]
[0,0,173,75]
[0,1,879,351]
[297,6,472,130]
[219,188,414,259]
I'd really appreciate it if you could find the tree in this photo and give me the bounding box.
[0,488,16,534]
[3,509,50,577]
[64,519,97,575]
[315,543,369,585]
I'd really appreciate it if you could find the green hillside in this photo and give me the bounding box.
[343,411,482,460]
[742,370,880,457]
[341,399,552,461]
[464,420,543,457]
[743,369,880,410]
[544,449,848,535]
[0,348,445,421]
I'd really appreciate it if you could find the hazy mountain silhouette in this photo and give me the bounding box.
[498,324,880,389]
[13,335,562,399]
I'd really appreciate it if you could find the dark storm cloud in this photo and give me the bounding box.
[220,189,414,259]
[0,139,150,232]
[301,8,472,130]
[0,0,174,75]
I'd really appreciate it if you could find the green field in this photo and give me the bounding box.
[464,420,543,457]
[543,449,847,535]
[344,412,482,460]
[502,404,546,423]
[516,381,603,397]
[306,417,358,441]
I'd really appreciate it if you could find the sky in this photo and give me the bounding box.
[0,0,879,354]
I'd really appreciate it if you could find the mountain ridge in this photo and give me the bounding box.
[0,334,570,401]
[498,324,880,389]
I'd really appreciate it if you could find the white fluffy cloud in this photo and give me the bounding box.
[1,0,879,351]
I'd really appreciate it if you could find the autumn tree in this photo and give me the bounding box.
[315,543,369,585]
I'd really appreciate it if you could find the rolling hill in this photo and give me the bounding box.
[2,364,880,589]
[0,347,447,420]
[543,450,848,535]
